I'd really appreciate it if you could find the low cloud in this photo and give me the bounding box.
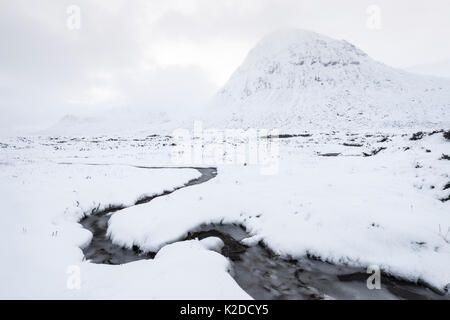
[1,0,449,134]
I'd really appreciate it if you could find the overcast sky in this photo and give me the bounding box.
[1,0,449,134]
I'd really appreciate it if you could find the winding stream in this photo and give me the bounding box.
[79,165,447,300]
[80,166,217,264]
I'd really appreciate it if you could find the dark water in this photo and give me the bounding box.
[186,224,447,300]
[79,165,448,300]
[80,166,217,264]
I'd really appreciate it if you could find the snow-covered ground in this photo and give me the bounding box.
[0,129,449,299]
[1,29,449,300]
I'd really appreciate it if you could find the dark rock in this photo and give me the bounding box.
[410,132,425,141]
[363,147,386,157]
[444,130,450,141]
[343,142,363,147]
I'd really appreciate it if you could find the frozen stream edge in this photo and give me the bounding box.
[76,164,447,300]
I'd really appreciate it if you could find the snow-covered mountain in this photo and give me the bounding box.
[210,29,450,131]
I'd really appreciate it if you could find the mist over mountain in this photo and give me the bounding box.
[45,29,450,136]
[209,29,450,131]
[406,60,450,79]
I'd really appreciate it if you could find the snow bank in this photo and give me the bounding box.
[74,240,250,299]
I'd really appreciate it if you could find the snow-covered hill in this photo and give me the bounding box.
[42,110,181,136]
[210,29,450,131]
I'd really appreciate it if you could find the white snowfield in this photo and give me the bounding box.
[210,30,450,131]
[108,133,450,290]
[0,130,449,299]
[0,159,248,299]
[1,29,449,299]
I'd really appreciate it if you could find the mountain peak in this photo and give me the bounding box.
[219,29,377,100]
[248,29,366,61]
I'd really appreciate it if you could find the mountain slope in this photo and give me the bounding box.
[210,29,450,131]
